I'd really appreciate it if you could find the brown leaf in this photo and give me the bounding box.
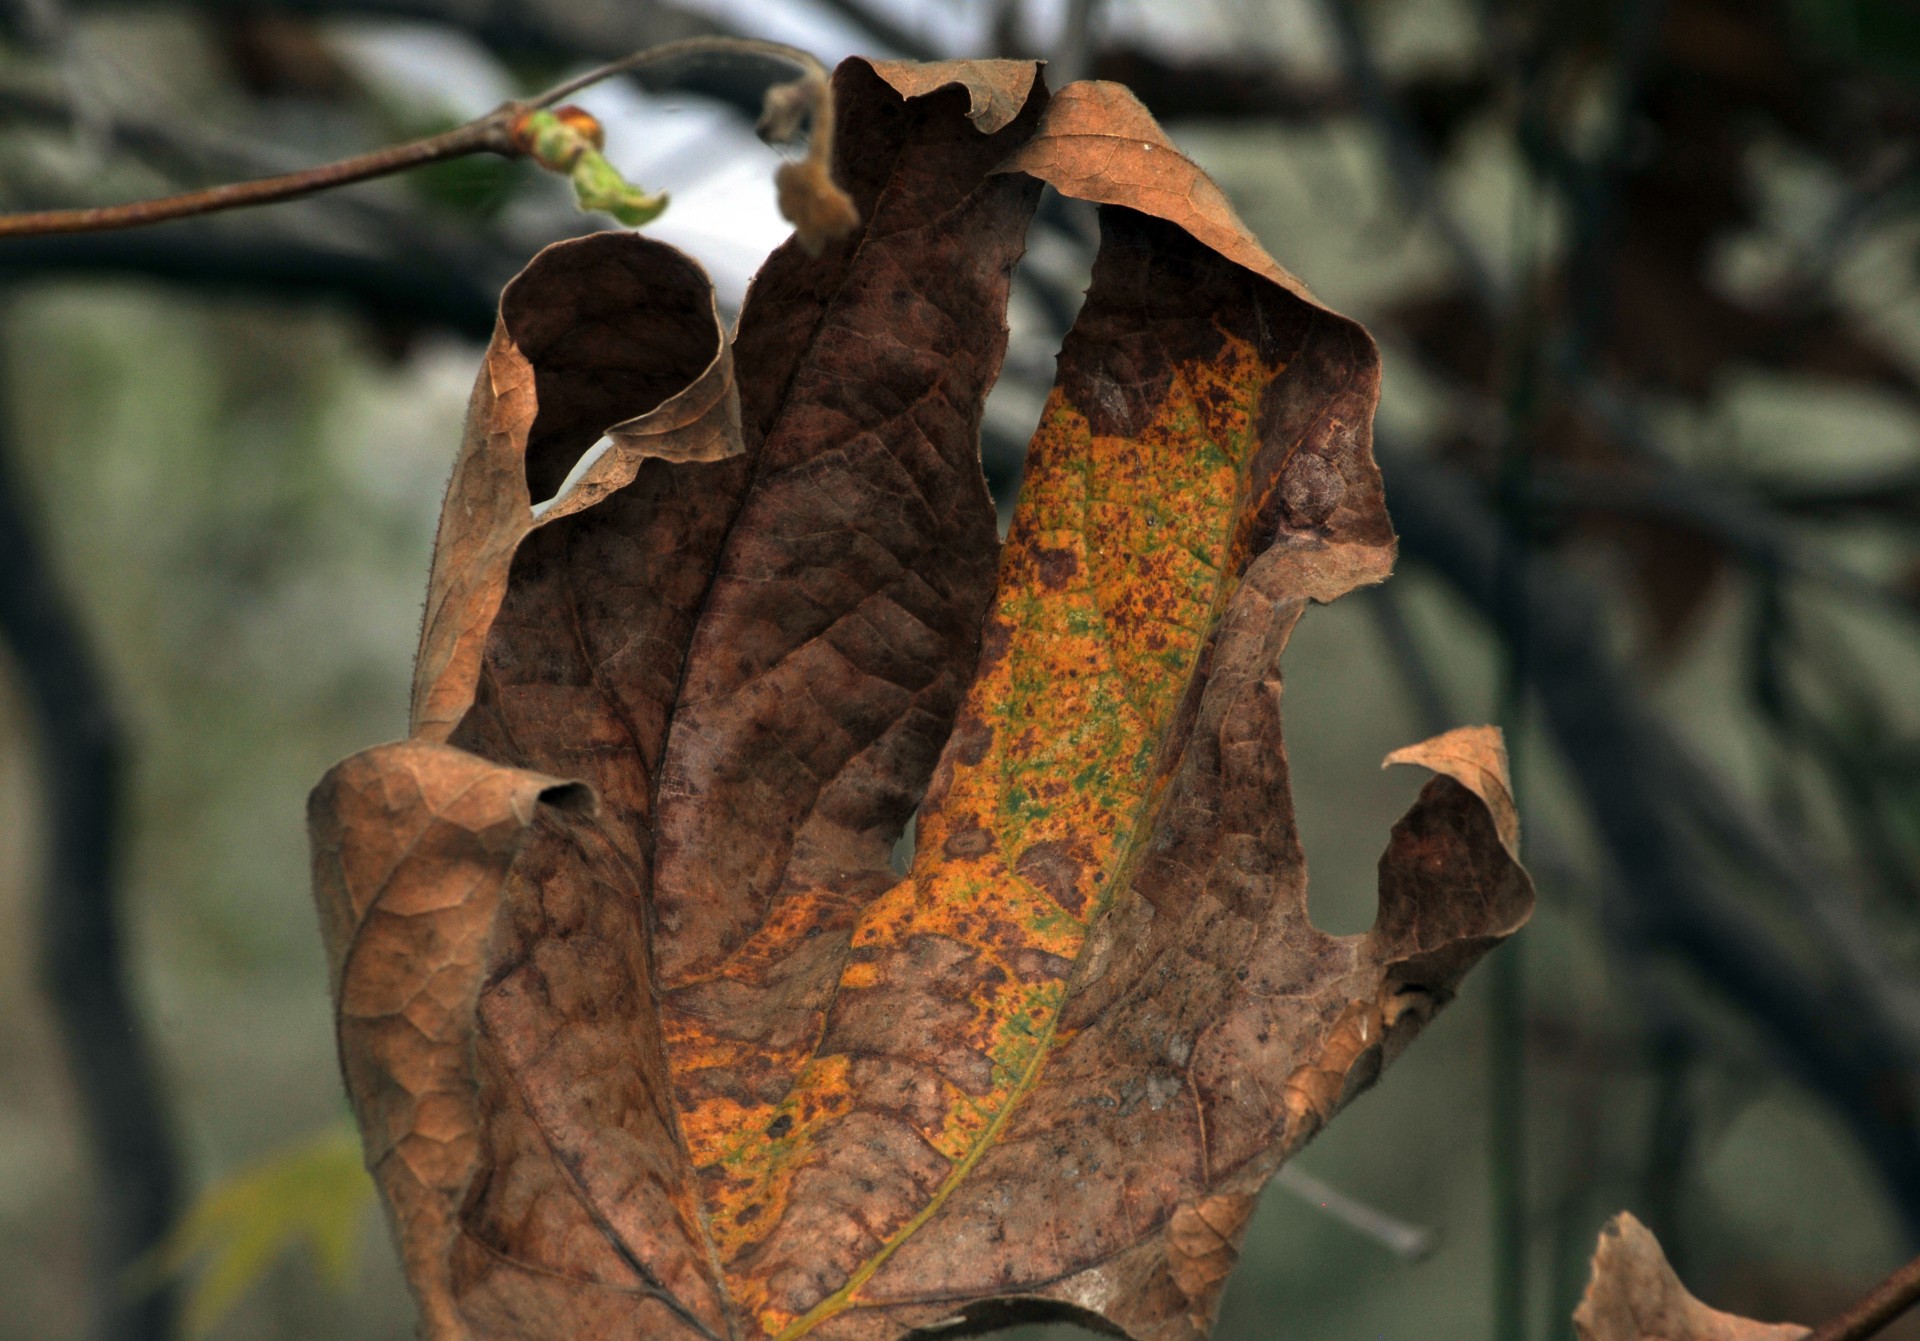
[308,743,595,1339]
[311,56,1535,1341]
[411,235,743,740]
[1575,1213,1811,1341]
[995,77,1324,307]
[867,58,1038,132]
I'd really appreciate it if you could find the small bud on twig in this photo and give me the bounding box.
[508,106,668,227]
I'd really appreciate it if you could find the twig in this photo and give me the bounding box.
[1557,0,1667,368]
[0,335,179,1341]
[1761,466,1920,523]
[1639,1028,1695,1265]
[1522,462,1918,622]
[0,74,556,302]
[1273,1166,1437,1262]
[527,36,823,110]
[1805,1251,1920,1341]
[0,117,505,236]
[1546,1057,1607,1339]
[1487,922,1530,1341]
[0,36,829,239]
[1655,739,1920,1062]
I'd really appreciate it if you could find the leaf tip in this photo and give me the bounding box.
[1382,724,1518,857]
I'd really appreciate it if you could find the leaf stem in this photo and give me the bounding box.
[0,35,829,240]
[1805,1251,1920,1341]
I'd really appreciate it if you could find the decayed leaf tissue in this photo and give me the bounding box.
[308,56,1535,1341]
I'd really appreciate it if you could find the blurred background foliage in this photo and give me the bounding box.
[1,1,1918,1339]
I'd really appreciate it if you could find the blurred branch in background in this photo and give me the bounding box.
[0,229,499,335]
[1385,443,1920,1232]
[1003,0,1920,1333]
[0,344,179,1341]
[0,23,852,1340]
[44,0,729,65]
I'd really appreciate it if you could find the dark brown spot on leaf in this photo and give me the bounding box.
[1013,839,1087,915]
[1034,545,1080,590]
[943,819,994,860]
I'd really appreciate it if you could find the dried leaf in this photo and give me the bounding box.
[311,57,1535,1341]
[1575,1214,1810,1341]
[867,58,1038,132]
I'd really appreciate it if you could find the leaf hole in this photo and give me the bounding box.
[1282,592,1446,937]
[982,190,1095,520]
[498,234,724,507]
[889,808,918,878]
[530,434,613,517]
[537,781,597,816]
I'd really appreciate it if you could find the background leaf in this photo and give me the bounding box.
[145,1122,373,1338]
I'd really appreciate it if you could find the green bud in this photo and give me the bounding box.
[511,108,668,228]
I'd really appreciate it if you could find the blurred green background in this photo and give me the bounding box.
[2,1,1919,1339]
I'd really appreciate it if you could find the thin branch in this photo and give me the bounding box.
[527,36,823,111]
[1557,0,1667,368]
[1054,0,1103,86]
[0,118,503,237]
[1761,466,1920,523]
[1274,1165,1437,1262]
[1805,1251,1920,1341]
[0,75,561,299]
[0,35,828,239]
[1522,462,1918,622]
[1363,584,1454,737]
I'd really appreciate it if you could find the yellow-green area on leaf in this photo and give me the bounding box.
[705,326,1274,1337]
[135,1120,373,1337]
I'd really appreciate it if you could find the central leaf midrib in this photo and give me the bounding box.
[644,104,1021,1340]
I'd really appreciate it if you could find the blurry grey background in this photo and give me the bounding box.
[2,0,1918,1338]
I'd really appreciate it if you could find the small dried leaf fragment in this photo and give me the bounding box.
[311,56,1536,1341]
[1574,1214,1810,1341]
